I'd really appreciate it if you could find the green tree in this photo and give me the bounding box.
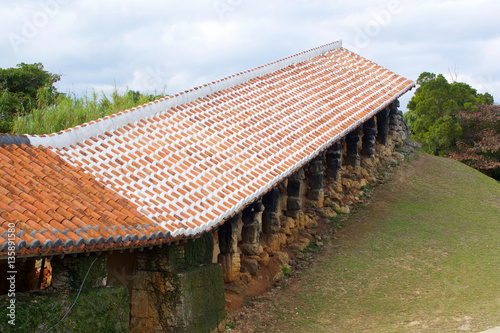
[405,72,493,155]
[0,62,61,132]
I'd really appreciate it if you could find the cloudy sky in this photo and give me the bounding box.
[1,0,499,110]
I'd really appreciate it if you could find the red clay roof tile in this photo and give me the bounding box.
[1,41,414,257]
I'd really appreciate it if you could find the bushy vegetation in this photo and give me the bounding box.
[449,105,500,179]
[405,72,499,179]
[0,63,61,133]
[12,89,161,135]
[1,62,163,135]
[0,286,129,332]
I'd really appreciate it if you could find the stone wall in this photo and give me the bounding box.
[129,264,226,333]
[217,100,419,293]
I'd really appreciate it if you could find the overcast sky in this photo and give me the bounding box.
[1,0,499,110]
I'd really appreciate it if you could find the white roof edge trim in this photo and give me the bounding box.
[28,40,343,149]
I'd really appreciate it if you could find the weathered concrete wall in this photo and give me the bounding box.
[177,265,226,332]
[131,233,226,333]
[130,264,225,333]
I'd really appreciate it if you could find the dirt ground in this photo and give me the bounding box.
[224,219,330,314]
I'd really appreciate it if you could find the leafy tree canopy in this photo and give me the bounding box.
[405,72,494,155]
[0,63,61,132]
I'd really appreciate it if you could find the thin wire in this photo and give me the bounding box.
[44,255,99,333]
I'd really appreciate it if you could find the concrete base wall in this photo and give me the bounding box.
[130,234,225,333]
[130,264,226,333]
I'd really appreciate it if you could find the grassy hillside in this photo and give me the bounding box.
[231,153,500,332]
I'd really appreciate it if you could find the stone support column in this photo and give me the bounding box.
[389,100,402,135]
[261,186,284,251]
[345,127,361,168]
[376,106,390,145]
[240,200,264,256]
[307,154,325,207]
[361,117,377,157]
[217,215,240,283]
[325,142,342,181]
[131,238,225,333]
[262,187,281,234]
[286,168,305,218]
[50,257,75,290]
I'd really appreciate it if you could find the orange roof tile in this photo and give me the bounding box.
[0,41,414,258]
[0,144,170,257]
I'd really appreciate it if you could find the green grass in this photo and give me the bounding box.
[326,213,348,231]
[300,240,321,254]
[0,286,129,332]
[256,153,500,332]
[282,266,292,278]
[12,89,163,135]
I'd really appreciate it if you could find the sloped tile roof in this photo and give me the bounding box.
[1,41,414,257]
[0,144,168,257]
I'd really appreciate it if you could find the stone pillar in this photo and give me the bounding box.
[286,168,305,218]
[240,200,264,256]
[262,187,281,234]
[325,141,342,181]
[50,257,73,290]
[376,106,390,145]
[307,154,325,207]
[389,100,402,135]
[261,186,283,252]
[345,127,361,168]
[361,117,377,157]
[130,266,160,332]
[217,215,240,283]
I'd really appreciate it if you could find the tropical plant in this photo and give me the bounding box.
[405,72,493,155]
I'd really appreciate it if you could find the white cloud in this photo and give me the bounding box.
[0,0,499,105]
